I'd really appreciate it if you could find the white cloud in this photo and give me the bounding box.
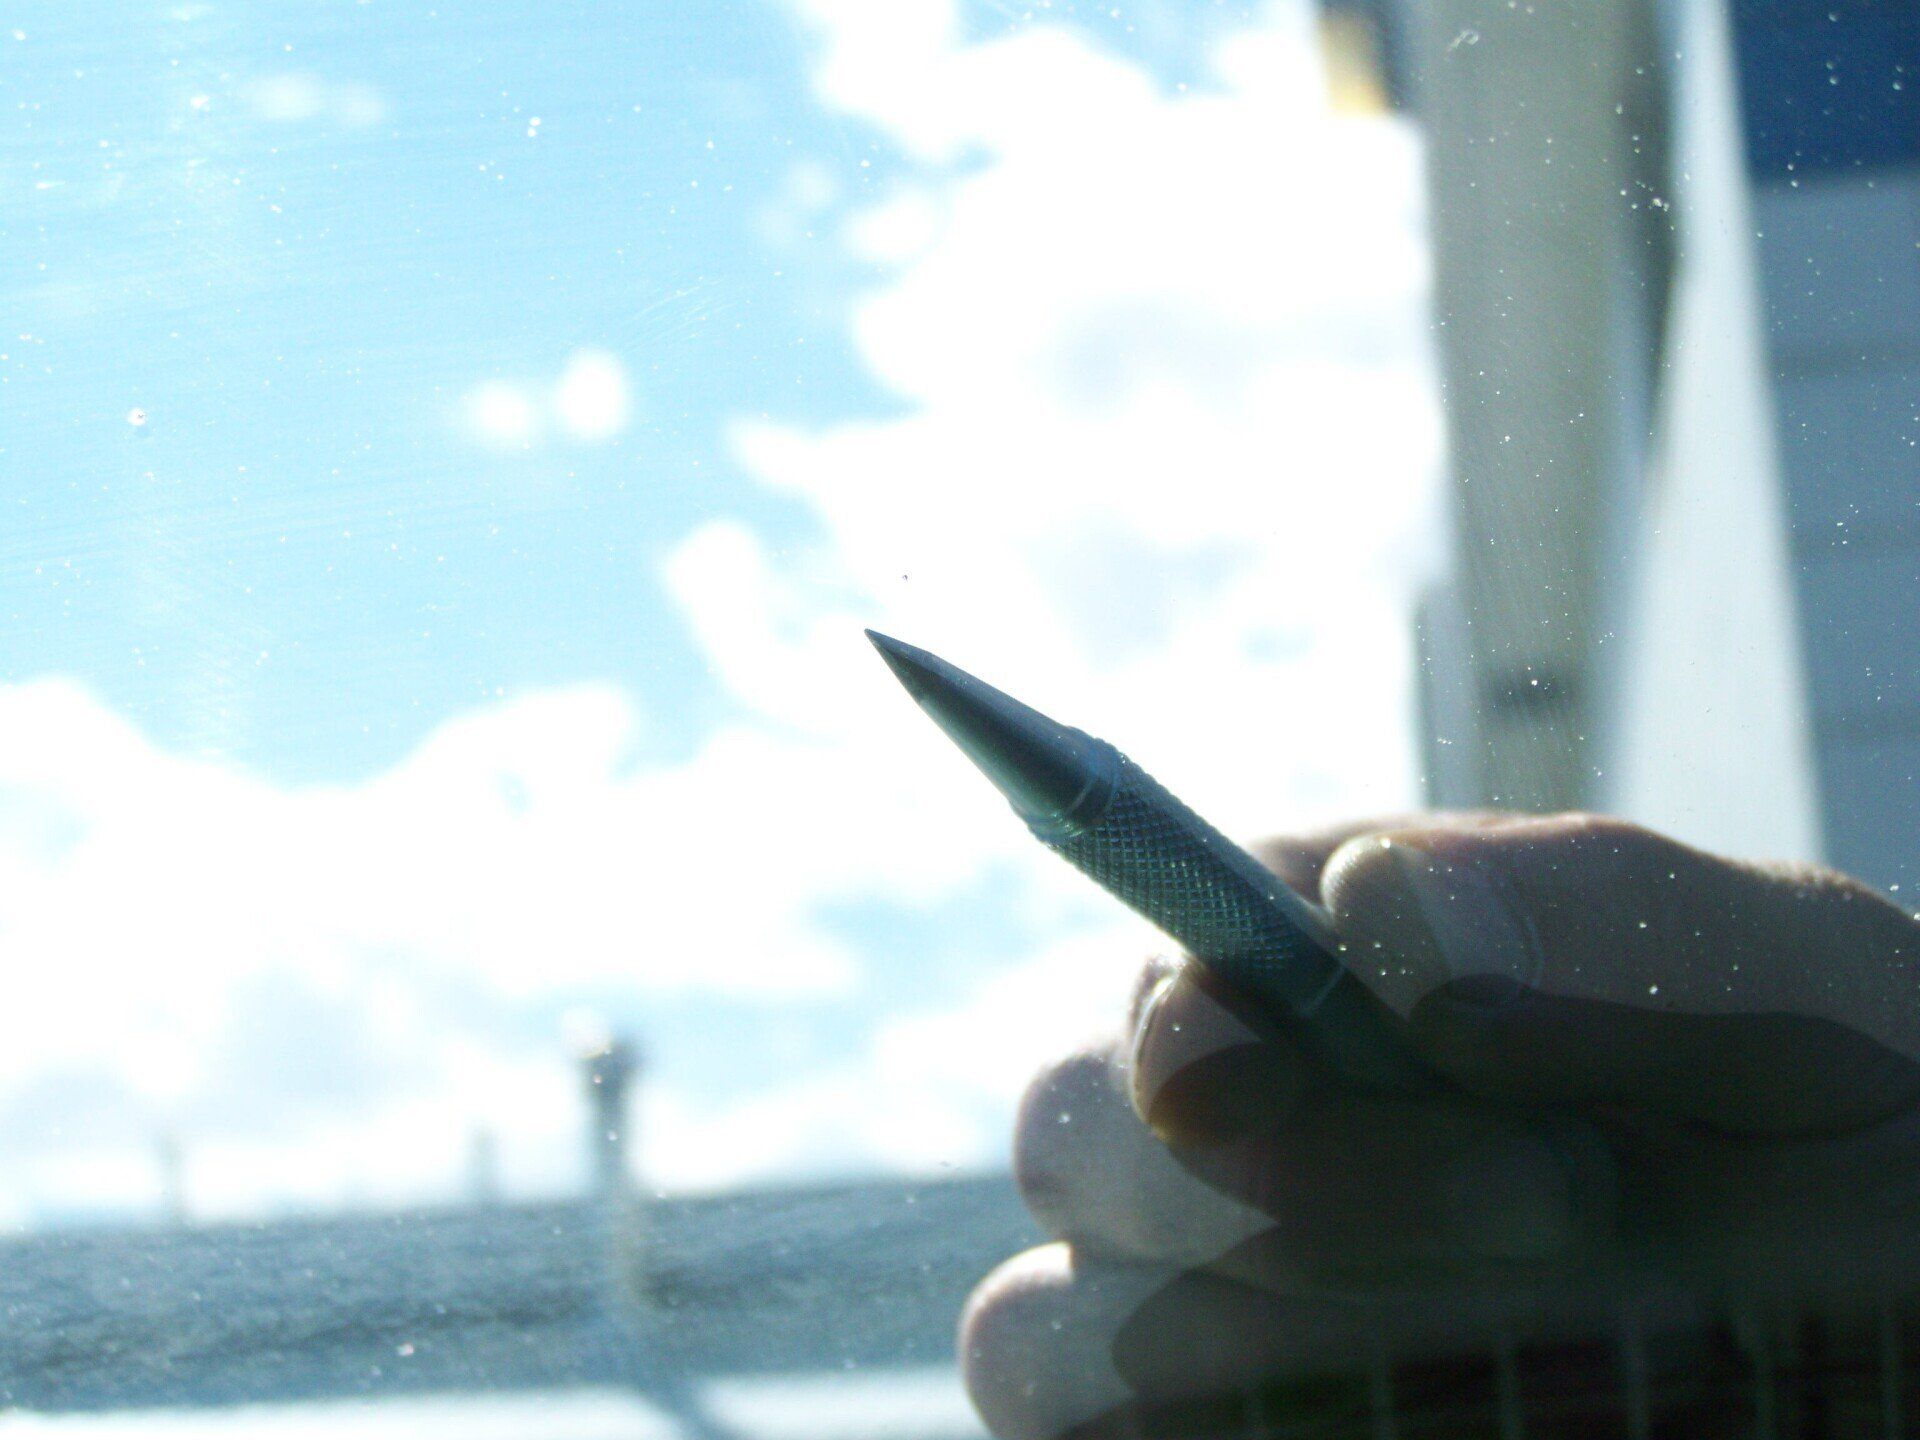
[727,0,1438,838]
[639,924,1141,1192]
[841,185,944,266]
[244,73,325,123]
[581,0,1437,1199]
[636,0,1441,1180]
[0,679,888,1021]
[553,349,633,442]
[465,380,543,448]
[0,659,1092,1217]
[0,1,1439,1220]
[240,74,389,129]
[459,351,638,450]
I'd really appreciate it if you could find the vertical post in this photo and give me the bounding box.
[576,1029,651,1319]
[582,1036,639,1201]
[156,1129,187,1227]
[1397,0,1671,812]
[468,1127,501,1206]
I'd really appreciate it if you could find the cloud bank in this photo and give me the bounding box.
[0,0,1437,1221]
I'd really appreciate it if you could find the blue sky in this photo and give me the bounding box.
[6,0,878,780]
[0,0,1438,1222]
[2,0,1270,785]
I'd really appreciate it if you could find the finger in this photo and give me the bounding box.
[1128,960,1305,1142]
[1248,810,1515,899]
[959,1244,1223,1440]
[960,1245,1393,1440]
[1121,812,1516,1122]
[969,1249,1356,1440]
[1594,1100,1920,1302]
[1037,967,1617,1278]
[1410,980,1920,1137]
[1164,1080,1611,1285]
[1322,813,1920,1133]
[959,1245,1156,1440]
[961,1241,1703,1440]
[1112,1235,1685,1396]
[1013,1040,1275,1266]
[1109,1241,1713,1440]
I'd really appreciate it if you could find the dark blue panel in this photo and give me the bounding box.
[1731,10,1920,176]
[1734,0,1889,22]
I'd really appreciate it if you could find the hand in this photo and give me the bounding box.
[959,813,1920,1438]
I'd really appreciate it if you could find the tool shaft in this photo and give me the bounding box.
[866,630,1432,1092]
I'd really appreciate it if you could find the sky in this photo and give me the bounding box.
[0,0,1440,1224]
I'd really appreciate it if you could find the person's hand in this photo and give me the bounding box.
[959,813,1920,1438]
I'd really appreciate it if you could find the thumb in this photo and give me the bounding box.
[1319,814,1920,1135]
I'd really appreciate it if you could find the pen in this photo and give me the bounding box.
[866,630,1433,1094]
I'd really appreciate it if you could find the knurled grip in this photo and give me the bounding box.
[1049,754,1432,1092]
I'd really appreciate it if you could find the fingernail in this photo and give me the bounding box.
[1127,974,1176,1128]
[1124,954,1181,1035]
[1331,838,1542,1018]
[1128,971,1261,1138]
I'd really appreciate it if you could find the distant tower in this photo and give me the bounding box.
[573,1028,650,1313]
[156,1130,188,1226]
[468,1126,501,1206]
[580,1035,640,1200]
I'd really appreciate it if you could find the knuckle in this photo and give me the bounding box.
[1539,811,1649,849]
[1012,1046,1121,1224]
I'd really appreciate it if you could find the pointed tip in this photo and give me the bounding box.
[863,629,943,704]
[864,630,907,672]
[863,627,912,660]
[862,629,1113,831]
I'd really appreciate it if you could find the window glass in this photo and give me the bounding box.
[27,0,1914,1432]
